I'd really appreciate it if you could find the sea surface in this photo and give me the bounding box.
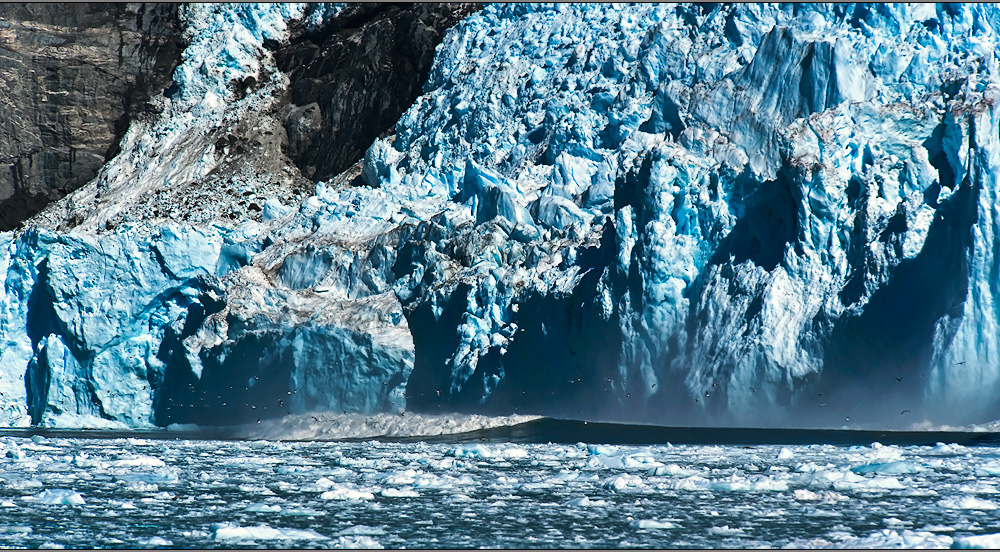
[1,424,1000,549]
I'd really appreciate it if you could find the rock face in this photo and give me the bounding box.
[2,3,1000,431]
[0,3,183,230]
[275,3,481,182]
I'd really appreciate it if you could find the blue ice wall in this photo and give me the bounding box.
[1,3,999,429]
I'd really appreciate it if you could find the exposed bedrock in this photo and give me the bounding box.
[0,3,183,229]
[274,3,481,182]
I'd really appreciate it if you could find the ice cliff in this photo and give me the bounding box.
[3,3,1000,430]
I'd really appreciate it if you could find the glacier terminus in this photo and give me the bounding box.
[0,3,999,432]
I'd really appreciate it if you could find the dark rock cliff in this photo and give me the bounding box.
[275,3,481,183]
[0,3,183,230]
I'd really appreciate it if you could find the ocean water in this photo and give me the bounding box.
[1,430,1000,549]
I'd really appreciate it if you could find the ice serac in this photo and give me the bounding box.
[3,3,1000,430]
[374,3,1000,428]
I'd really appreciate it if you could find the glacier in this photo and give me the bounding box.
[2,3,1000,429]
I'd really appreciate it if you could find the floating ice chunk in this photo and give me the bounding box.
[0,526,31,534]
[974,462,1000,477]
[648,464,696,477]
[777,448,795,460]
[938,496,999,510]
[708,526,744,536]
[282,508,324,517]
[6,478,43,490]
[706,474,789,492]
[501,447,529,459]
[141,537,172,546]
[833,476,905,492]
[33,489,85,506]
[114,457,166,468]
[380,488,419,498]
[789,529,953,549]
[630,519,681,530]
[449,444,493,458]
[920,525,957,533]
[603,474,644,492]
[566,497,608,507]
[412,473,447,489]
[586,445,616,455]
[659,476,711,491]
[245,503,281,513]
[314,477,337,490]
[793,489,848,502]
[337,526,386,536]
[237,484,274,495]
[213,523,326,541]
[382,470,417,486]
[113,473,178,484]
[861,443,905,462]
[123,481,158,493]
[883,518,911,529]
[320,488,375,501]
[335,535,383,549]
[931,443,966,455]
[959,483,1000,495]
[851,461,924,475]
[953,533,1000,549]
[586,454,626,469]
